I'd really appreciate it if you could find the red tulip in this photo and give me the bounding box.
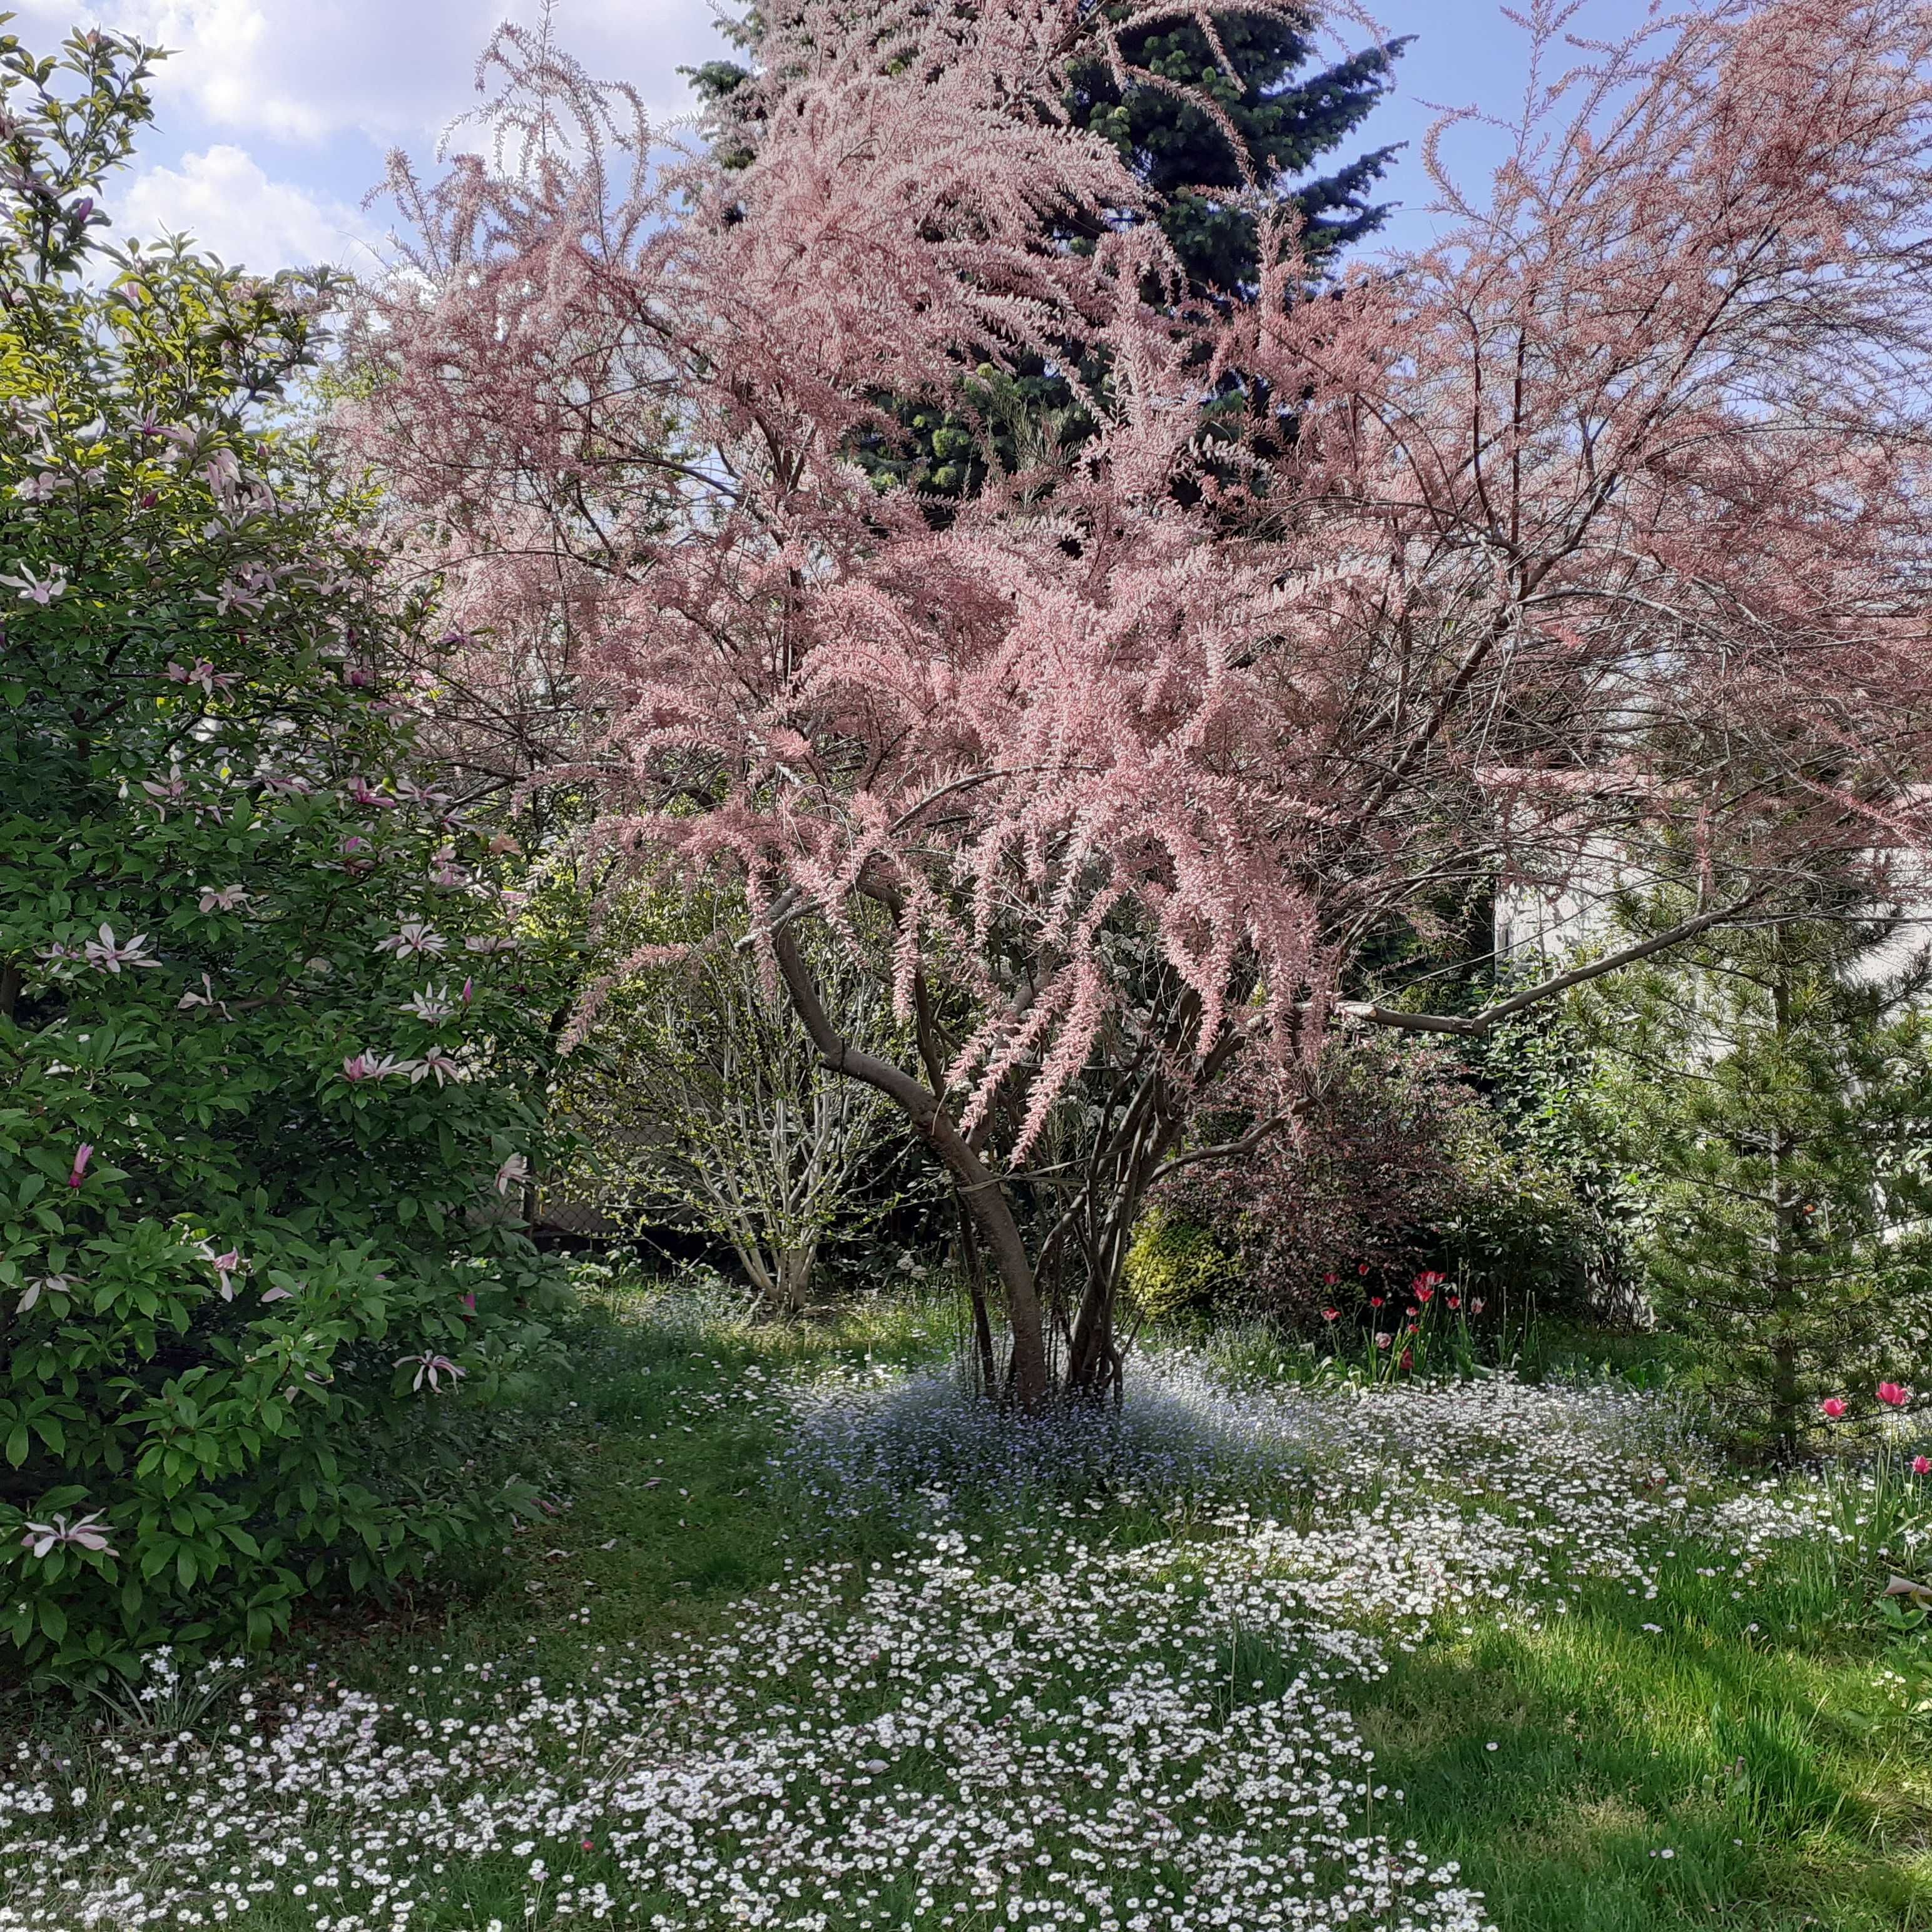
[1320,1307,1338,1323]
[1369,1294,1385,1308]
[1878,1382,1911,1408]
[1819,1396,1848,1420]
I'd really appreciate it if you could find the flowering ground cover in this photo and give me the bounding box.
[3,1282,1929,1931]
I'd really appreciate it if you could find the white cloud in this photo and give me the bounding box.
[118,145,377,270]
[10,0,725,145]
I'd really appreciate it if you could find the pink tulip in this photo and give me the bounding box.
[1320,1306,1338,1323]
[68,1142,92,1189]
[1820,1396,1848,1420]
[1878,1382,1911,1408]
[1913,1456,1931,1477]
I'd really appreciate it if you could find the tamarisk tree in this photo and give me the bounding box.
[355,0,1932,1404]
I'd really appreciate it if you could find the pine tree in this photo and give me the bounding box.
[685,4,1404,497]
[1587,918,1932,1453]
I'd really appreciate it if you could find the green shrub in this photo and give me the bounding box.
[0,26,569,1682]
[1122,1209,1242,1324]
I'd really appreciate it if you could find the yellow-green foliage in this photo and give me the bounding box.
[1122,1209,1240,1323]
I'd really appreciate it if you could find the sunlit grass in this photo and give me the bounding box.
[6,1277,1931,1931]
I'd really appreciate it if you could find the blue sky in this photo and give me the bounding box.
[11,0,1653,272]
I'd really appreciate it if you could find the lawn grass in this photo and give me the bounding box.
[8,1277,1932,1931]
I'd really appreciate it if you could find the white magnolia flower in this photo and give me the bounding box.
[17,1274,74,1313]
[396,1352,465,1393]
[401,1050,465,1087]
[398,985,457,1022]
[376,920,447,959]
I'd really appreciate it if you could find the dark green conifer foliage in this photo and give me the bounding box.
[685,6,1403,498]
[1587,917,1932,1455]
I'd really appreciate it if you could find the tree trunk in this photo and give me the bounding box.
[1767,965,1801,1452]
[955,1202,1000,1396]
[775,1241,816,1316]
[770,926,1052,1405]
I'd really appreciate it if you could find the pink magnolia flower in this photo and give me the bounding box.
[196,883,248,914]
[464,935,518,955]
[345,776,394,809]
[82,923,159,972]
[377,920,447,959]
[0,562,66,604]
[260,1284,294,1304]
[397,1352,465,1393]
[177,972,229,1017]
[197,1244,243,1300]
[67,1143,91,1189]
[139,772,186,816]
[495,1154,530,1196]
[460,1291,477,1319]
[259,773,312,797]
[1878,1383,1911,1408]
[1820,1396,1848,1420]
[342,1052,404,1084]
[460,977,474,1006]
[20,1511,116,1559]
[165,658,236,695]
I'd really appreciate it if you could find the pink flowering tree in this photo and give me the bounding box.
[0,28,570,1682]
[356,0,1932,1406]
